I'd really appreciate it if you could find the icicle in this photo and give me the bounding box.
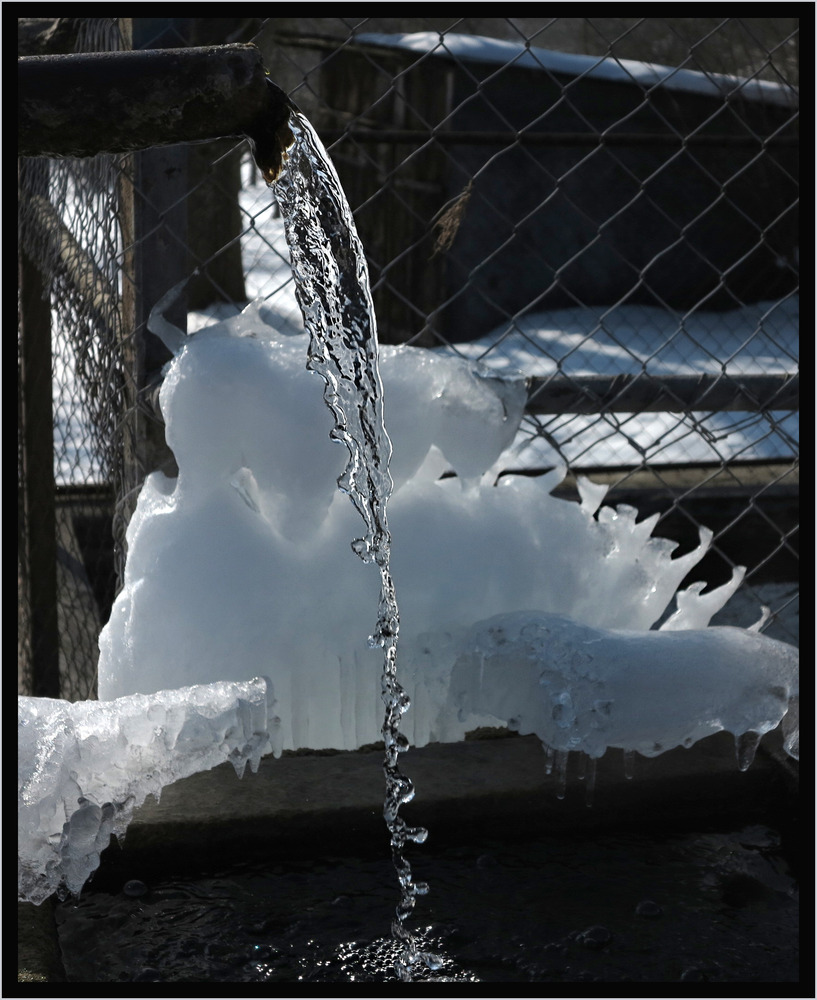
[555,750,569,800]
[735,730,762,771]
[542,742,555,775]
[584,756,597,808]
[576,752,587,781]
[623,749,636,780]
[748,605,772,632]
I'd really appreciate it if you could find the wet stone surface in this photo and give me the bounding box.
[54,822,799,983]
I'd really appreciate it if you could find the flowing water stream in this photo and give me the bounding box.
[270,107,441,981]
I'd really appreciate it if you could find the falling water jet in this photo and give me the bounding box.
[266,104,440,981]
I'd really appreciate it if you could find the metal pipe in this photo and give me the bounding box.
[18,44,293,180]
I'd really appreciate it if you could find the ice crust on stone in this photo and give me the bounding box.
[18,677,279,905]
[93,309,798,765]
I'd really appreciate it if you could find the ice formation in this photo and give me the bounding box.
[94,308,798,760]
[19,309,799,905]
[18,677,279,905]
[425,612,799,761]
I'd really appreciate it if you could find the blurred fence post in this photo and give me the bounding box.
[18,233,60,698]
[115,18,189,571]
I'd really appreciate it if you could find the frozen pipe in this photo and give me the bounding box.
[18,44,294,182]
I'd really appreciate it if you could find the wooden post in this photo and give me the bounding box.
[118,142,188,479]
[19,243,61,699]
[115,19,189,573]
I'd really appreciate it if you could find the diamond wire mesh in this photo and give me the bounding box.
[18,18,127,699]
[17,17,799,701]
[250,17,798,643]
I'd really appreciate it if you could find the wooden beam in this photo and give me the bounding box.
[19,247,61,698]
[526,372,799,414]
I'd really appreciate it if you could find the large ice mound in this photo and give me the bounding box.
[18,677,280,905]
[20,304,799,905]
[94,306,797,759]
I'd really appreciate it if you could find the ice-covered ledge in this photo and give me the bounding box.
[17,677,280,906]
[18,600,798,907]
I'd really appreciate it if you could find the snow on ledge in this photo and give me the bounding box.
[354,32,797,107]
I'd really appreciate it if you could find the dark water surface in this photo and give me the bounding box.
[55,822,799,983]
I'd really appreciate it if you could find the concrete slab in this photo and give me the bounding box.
[17,900,66,984]
[113,728,796,872]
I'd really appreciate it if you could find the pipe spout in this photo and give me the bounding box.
[18,43,294,175]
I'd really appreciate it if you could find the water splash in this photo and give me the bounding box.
[271,108,438,981]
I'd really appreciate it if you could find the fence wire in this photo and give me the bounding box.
[18,18,127,699]
[17,17,799,701]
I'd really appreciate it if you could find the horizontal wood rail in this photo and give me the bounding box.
[526,372,799,413]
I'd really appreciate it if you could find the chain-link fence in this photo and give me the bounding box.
[18,17,799,701]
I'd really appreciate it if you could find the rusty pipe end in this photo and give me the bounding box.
[244,77,296,184]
